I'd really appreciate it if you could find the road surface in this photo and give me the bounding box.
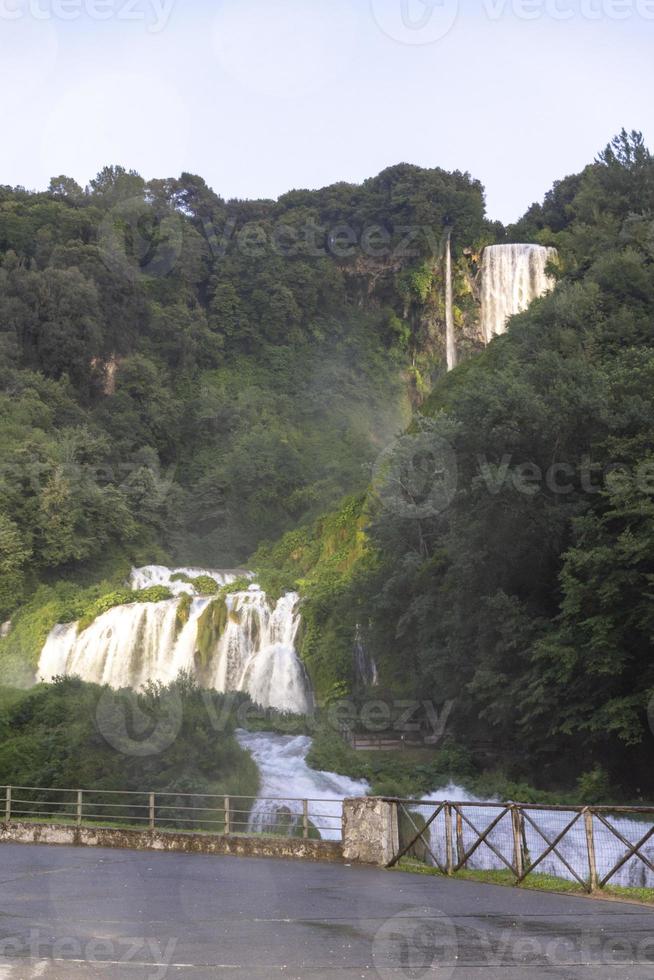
[0,843,652,978]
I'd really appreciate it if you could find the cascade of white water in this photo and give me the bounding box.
[37,566,312,715]
[480,243,557,343]
[208,588,313,715]
[236,730,369,841]
[129,565,248,594]
[423,783,654,888]
[444,231,456,371]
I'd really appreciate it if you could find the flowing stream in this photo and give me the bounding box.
[236,730,369,841]
[422,783,654,888]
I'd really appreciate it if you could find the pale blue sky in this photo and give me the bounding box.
[1,0,653,222]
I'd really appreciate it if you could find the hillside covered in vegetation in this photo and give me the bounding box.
[266,130,654,799]
[1,131,653,800]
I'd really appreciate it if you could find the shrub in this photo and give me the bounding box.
[77,586,173,633]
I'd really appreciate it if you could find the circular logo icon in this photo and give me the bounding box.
[98,195,185,281]
[370,0,459,45]
[96,687,183,757]
[372,431,458,519]
[373,906,458,978]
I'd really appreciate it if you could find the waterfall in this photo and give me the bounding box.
[38,566,313,715]
[480,243,557,342]
[444,231,456,371]
[236,730,369,841]
[208,588,313,715]
[353,624,378,687]
[129,564,247,592]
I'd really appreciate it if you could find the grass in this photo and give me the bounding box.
[394,858,654,905]
[603,883,654,904]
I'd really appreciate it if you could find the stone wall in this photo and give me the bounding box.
[0,821,343,863]
[1,798,399,867]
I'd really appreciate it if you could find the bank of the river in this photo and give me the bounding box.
[302,725,652,807]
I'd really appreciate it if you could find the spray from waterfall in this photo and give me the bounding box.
[480,243,557,342]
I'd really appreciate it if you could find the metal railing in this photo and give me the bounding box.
[0,785,344,841]
[388,799,654,892]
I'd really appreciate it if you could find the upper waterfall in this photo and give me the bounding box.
[38,566,313,715]
[480,243,557,343]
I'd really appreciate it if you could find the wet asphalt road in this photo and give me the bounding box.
[0,843,653,979]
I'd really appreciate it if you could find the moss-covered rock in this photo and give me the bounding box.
[191,575,219,595]
[171,572,219,595]
[195,596,228,670]
[175,592,192,636]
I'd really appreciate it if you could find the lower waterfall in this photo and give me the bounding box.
[480,243,557,342]
[236,730,369,842]
[38,565,313,715]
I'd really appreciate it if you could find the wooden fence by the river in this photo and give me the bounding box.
[387,798,654,892]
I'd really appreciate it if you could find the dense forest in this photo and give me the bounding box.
[1,131,653,799]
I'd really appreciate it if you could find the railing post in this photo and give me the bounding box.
[5,786,11,823]
[76,790,83,826]
[224,796,230,835]
[584,808,598,893]
[455,809,465,868]
[149,793,155,831]
[511,805,524,881]
[303,800,309,839]
[445,804,453,875]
